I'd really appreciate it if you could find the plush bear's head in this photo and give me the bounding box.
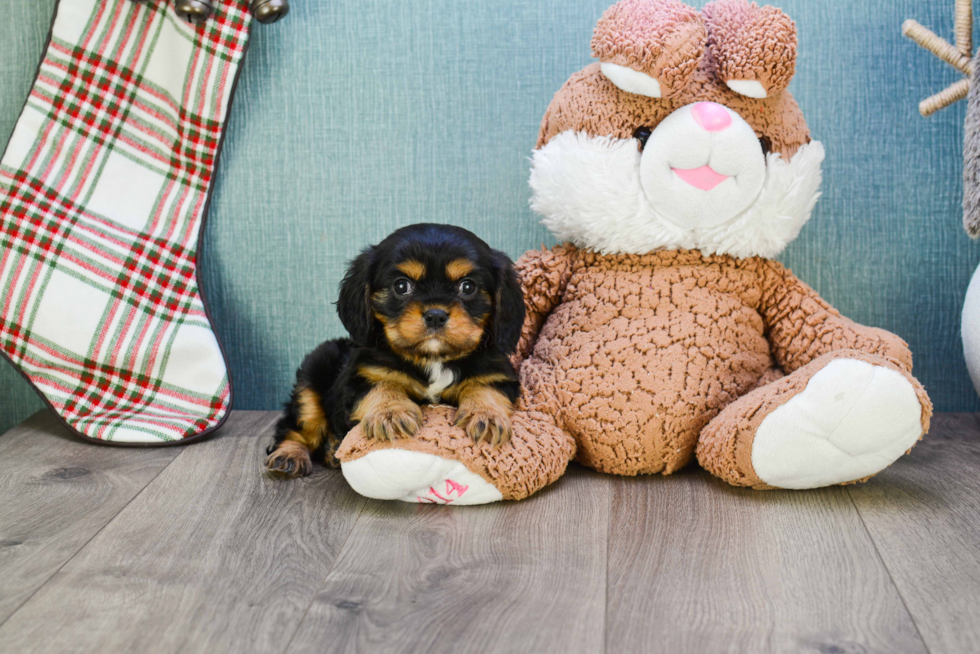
[530,0,825,258]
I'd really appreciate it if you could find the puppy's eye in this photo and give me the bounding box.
[759,135,772,156]
[458,279,477,300]
[393,278,414,296]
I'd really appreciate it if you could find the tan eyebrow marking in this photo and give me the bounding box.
[446,258,474,281]
[396,260,426,280]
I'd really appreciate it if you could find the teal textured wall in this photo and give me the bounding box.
[2,0,978,435]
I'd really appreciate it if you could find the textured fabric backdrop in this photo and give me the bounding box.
[2,0,978,435]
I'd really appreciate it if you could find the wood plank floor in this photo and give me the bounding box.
[0,411,977,654]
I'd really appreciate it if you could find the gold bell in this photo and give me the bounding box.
[173,0,212,25]
[251,0,289,24]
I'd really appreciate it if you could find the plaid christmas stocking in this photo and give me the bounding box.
[0,0,252,443]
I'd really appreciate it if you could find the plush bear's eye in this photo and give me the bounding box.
[758,135,772,156]
[633,126,653,152]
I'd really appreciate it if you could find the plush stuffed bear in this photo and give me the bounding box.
[336,0,932,504]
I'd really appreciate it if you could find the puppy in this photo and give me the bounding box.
[265,224,526,477]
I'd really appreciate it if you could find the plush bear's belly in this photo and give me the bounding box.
[532,258,773,475]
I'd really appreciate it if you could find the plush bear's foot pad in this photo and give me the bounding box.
[751,358,923,489]
[342,449,503,505]
[336,405,576,503]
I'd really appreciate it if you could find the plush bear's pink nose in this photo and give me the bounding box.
[691,102,731,132]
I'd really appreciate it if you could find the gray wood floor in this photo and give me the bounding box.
[0,411,978,654]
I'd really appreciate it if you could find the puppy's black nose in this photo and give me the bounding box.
[423,308,449,330]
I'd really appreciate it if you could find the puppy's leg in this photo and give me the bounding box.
[322,429,343,469]
[352,382,423,441]
[453,385,514,447]
[268,339,351,477]
[266,386,332,477]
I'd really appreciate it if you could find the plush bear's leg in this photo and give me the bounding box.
[696,350,931,489]
[337,359,576,504]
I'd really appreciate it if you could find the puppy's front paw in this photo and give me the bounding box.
[455,403,513,448]
[266,442,313,478]
[361,402,423,441]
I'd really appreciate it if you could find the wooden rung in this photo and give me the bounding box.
[955,0,973,57]
[903,19,974,76]
[920,77,971,116]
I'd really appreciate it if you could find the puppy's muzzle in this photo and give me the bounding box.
[423,308,449,330]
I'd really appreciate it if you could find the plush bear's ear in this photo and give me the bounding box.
[487,250,525,355]
[336,247,376,346]
[702,0,797,99]
[592,0,706,99]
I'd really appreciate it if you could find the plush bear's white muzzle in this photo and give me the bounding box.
[529,107,825,259]
[640,102,766,229]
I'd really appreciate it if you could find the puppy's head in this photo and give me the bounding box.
[337,224,524,362]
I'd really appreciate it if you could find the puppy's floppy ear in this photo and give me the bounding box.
[488,250,525,354]
[336,247,376,345]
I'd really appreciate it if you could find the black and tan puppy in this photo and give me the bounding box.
[265,224,525,477]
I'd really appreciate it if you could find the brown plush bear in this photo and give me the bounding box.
[337,0,932,504]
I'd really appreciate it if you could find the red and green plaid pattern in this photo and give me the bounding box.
[0,0,251,443]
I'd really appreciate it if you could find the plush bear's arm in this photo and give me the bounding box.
[759,260,913,373]
[511,244,578,366]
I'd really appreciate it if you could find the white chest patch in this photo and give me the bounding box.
[424,362,456,403]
